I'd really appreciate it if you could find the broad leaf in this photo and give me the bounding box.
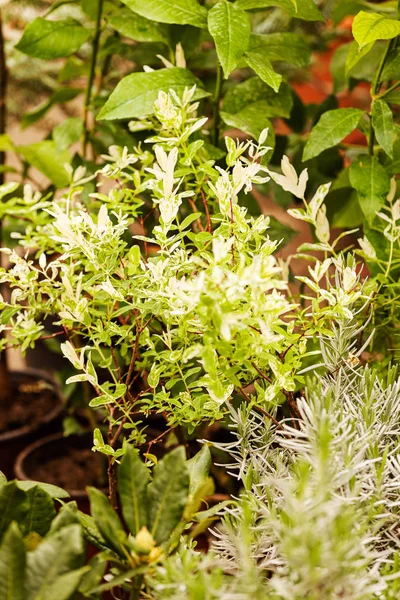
[303,108,364,161]
[97,68,209,120]
[223,78,293,116]
[244,51,282,92]
[87,487,126,555]
[53,117,84,151]
[20,486,56,538]
[26,524,85,600]
[120,0,207,28]
[186,445,211,499]
[349,155,391,223]
[345,40,374,75]
[148,447,190,545]
[208,1,250,78]
[372,99,395,157]
[221,104,276,148]
[108,9,170,44]
[352,11,400,49]
[0,482,30,540]
[248,33,311,67]
[118,447,150,535]
[22,88,82,129]
[17,481,70,500]
[236,0,323,21]
[15,18,90,59]
[0,523,26,600]
[18,142,71,188]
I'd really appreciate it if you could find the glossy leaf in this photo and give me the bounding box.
[148,447,190,545]
[372,99,395,158]
[248,33,311,67]
[244,51,282,92]
[349,155,391,223]
[236,0,323,20]
[221,104,276,143]
[21,486,56,538]
[303,108,364,161]
[15,18,90,59]
[16,481,70,500]
[87,487,126,555]
[117,447,150,535]
[97,68,209,121]
[0,482,30,540]
[352,11,400,48]
[223,78,293,116]
[0,523,26,600]
[18,142,71,188]
[108,9,169,44]
[120,0,208,28]
[208,1,250,78]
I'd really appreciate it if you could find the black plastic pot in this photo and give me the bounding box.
[0,369,64,478]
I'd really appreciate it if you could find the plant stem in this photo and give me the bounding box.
[82,0,104,158]
[212,64,223,147]
[369,37,397,155]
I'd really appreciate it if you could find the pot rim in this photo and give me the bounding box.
[0,368,64,442]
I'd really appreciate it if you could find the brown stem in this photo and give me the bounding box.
[200,189,212,233]
[237,386,282,429]
[107,406,118,510]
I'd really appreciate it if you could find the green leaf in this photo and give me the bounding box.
[267,216,297,244]
[26,524,85,600]
[303,108,364,161]
[53,117,84,151]
[382,48,400,80]
[120,0,208,28]
[148,447,190,545]
[108,9,169,44]
[372,99,395,158]
[244,51,282,92]
[235,0,323,21]
[248,33,311,67]
[186,445,211,499]
[22,88,82,129]
[118,447,150,536]
[385,88,400,104]
[221,104,276,145]
[87,487,126,555]
[349,155,391,223]
[0,523,26,600]
[208,1,250,78]
[20,486,56,538]
[0,482,30,540]
[17,141,71,188]
[15,18,90,59]
[223,78,293,116]
[97,68,209,121]
[352,11,400,49]
[345,40,374,75]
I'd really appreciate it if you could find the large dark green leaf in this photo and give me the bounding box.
[208,1,250,78]
[221,105,276,151]
[87,487,126,555]
[353,11,400,48]
[18,142,71,188]
[15,18,90,59]
[0,523,26,600]
[236,0,323,21]
[20,486,56,538]
[349,155,391,223]
[223,78,293,116]
[244,51,282,92]
[372,99,395,158]
[97,68,209,120]
[26,524,85,600]
[0,482,30,540]
[148,447,190,545]
[303,108,364,161]
[108,9,170,44]
[120,0,208,28]
[248,33,311,67]
[17,481,70,500]
[118,447,150,536]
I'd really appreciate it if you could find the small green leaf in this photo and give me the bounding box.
[108,9,169,44]
[97,68,209,121]
[88,395,113,407]
[248,33,311,67]
[18,142,71,188]
[303,108,364,161]
[372,99,395,157]
[15,18,90,59]
[208,1,251,78]
[235,0,324,21]
[349,155,391,223]
[244,51,282,92]
[148,447,190,545]
[352,11,400,49]
[53,117,84,151]
[87,487,126,555]
[120,0,208,28]
[0,482,30,540]
[118,447,150,536]
[345,40,374,75]
[0,523,26,600]
[221,104,276,146]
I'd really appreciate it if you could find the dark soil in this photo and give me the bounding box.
[27,444,108,492]
[0,376,58,433]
